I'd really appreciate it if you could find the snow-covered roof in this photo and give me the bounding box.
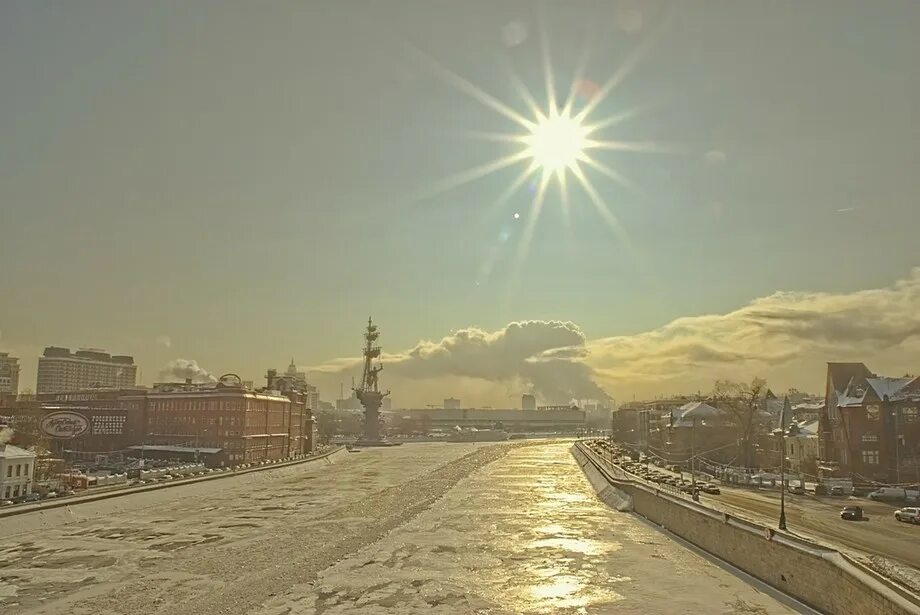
[677,401,721,419]
[866,377,916,400]
[0,444,36,459]
[670,402,723,427]
[789,419,819,437]
[792,401,825,412]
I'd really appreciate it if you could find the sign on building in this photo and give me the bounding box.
[40,411,89,439]
[91,414,127,435]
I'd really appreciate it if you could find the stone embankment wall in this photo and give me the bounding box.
[573,442,920,615]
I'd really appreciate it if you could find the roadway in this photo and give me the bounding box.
[706,485,920,569]
[593,446,920,578]
[0,441,798,614]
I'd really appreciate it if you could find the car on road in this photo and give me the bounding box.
[894,507,920,524]
[701,483,721,495]
[0,499,14,506]
[787,485,805,495]
[44,491,58,499]
[840,505,864,521]
[24,493,41,502]
[830,486,846,496]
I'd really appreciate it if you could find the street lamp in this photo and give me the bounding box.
[773,426,787,531]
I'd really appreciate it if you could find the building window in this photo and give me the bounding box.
[15,464,21,477]
[862,450,879,465]
[5,465,10,478]
[862,433,879,443]
[866,405,880,421]
[903,407,919,423]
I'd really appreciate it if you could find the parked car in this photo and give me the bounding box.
[0,500,14,506]
[24,493,41,502]
[894,507,920,524]
[869,487,908,501]
[787,485,805,495]
[840,505,864,521]
[830,486,845,496]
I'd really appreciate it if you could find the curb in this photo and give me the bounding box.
[0,446,345,519]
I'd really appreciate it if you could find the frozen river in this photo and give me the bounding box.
[1,441,795,614]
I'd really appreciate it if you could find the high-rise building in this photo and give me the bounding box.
[0,353,20,396]
[444,397,461,410]
[36,347,137,394]
[521,394,536,410]
[266,359,320,410]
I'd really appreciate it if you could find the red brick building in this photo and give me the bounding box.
[0,388,147,458]
[821,363,920,483]
[144,376,313,466]
[0,376,315,468]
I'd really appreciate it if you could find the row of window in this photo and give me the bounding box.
[5,463,30,478]
[865,405,919,422]
[3,485,28,499]
[149,400,292,412]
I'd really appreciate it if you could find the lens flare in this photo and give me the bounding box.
[525,110,588,175]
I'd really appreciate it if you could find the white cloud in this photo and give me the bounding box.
[156,334,172,349]
[313,320,608,405]
[311,269,920,405]
[586,268,920,393]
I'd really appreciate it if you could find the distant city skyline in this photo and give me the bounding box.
[2,2,918,406]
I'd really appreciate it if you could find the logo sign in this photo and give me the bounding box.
[40,411,89,439]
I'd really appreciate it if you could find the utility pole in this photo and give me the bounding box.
[690,417,697,491]
[778,395,790,531]
[779,428,787,530]
[893,406,901,484]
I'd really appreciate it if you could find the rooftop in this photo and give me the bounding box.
[0,444,36,459]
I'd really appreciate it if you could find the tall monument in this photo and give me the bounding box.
[354,317,390,444]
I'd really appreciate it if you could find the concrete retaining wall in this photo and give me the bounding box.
[573,442,920,615]
[1,447,345,522]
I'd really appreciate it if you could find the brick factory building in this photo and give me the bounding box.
[0,375,315,468]
[143,374,314,466]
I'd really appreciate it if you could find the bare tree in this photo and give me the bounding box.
[713,377,768,469]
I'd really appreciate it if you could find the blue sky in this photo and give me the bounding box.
[2,1,918,404]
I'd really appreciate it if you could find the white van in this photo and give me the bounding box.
[869,487,907,501]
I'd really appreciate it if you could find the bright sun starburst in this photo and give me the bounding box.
[525,109,588,176]
[404,11,673,278]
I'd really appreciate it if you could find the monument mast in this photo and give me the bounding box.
[354,317,389,443]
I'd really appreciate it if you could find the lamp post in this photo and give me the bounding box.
[690,417,697,491]
[779,428,787,530]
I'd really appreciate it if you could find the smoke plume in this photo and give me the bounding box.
[0,426,13,446]
[314,320,609,405]
[159,359,216,383]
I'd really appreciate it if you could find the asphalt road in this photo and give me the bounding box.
[1,441,797,614]
[702,485,920,569]
[592,446,920,572]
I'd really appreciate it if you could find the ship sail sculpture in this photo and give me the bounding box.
[354,317,394,445]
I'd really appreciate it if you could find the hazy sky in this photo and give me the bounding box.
[2,1,918,405]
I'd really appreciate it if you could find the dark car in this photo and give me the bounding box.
[841,505,864,521]
[787,485,805,495]
[701,484,721,495]
[830,486,846,496]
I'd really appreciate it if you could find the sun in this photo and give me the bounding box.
[525,109,588,176]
